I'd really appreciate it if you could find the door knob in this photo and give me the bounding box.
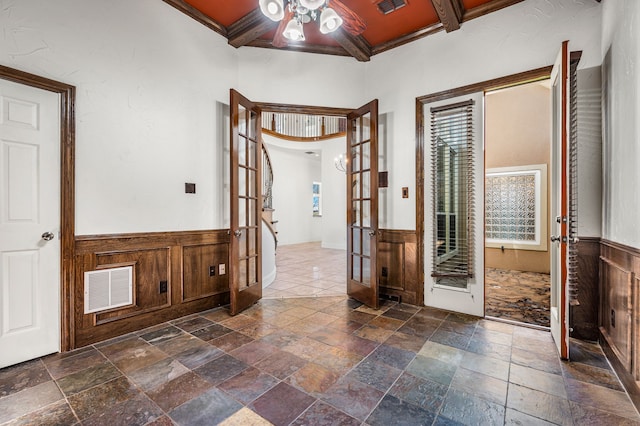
[42,232,55,241]
[234,230,242,237]
[368,229,376,237]
[550,235,560,242]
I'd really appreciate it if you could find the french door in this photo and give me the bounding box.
[229,89,262,315]
[346,100,379,309]
[549,41,571,359]
[423,92,485,317]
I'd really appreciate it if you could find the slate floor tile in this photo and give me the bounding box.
[127,357,189,392]
[145,371,212,412]
[0,359,51,398]
[440,388,506,426]
[322,376,384,421]
[254,350,308,380]
[561,360,624,391]
[366,394,435,426]
[0,381,64,424]
[82,393,163,426]
[291,400,359,426]
[43,349,107,380]
[450,367,508,405]
[406,355,457,386]
[219,407,273,426]
[230,340,279,365]
[3,399,78,426]
[173,316,215,332]
[169,387,243,426]
[385,331,428,353]
[367,343,415,370]
[511,346,562,375]
[250,382,316,426]
[286,362,341,397]
[218,367,279,404]
[389,372,448,413]
[569,400,640,425]
[191,323,233,342]
[564,378,639,420]
[429,329,472,351]
[56,362,121,396]
[194,354,249,385]
[347,358,402,392]
[210,331,255,352]
[506,383,572,425]
[67,376,139,421]
[510,363,567,398]
[139,325,185,345]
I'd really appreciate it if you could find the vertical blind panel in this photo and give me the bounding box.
[568,59,580,305]
[430,101,475,282]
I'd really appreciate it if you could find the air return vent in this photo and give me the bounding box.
[377,0,406,15]
[84,266,133,314]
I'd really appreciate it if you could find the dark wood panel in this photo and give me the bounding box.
[378,230,420,305]
[599,256,633,371]
[183,244,230,302]
[73,230,230,348]
[570,237,600,340]
[599,239,640,413]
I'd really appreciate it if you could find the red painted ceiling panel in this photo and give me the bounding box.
[183,0,501,49]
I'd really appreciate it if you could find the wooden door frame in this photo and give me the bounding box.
[415,66,552,308]
[0,65,75,352]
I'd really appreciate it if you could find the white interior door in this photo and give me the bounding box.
[424,92,484,317]
[550,41,570,359]
[0,79,61,368]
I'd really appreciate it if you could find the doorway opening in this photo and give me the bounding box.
[484,80,552,328]
[259,111,349,299]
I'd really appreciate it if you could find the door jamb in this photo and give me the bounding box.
[0,65,75,351]
[415,66,552,309]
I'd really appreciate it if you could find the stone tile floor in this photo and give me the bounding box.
[263,242,346,299]
[485,268,551,327]
[1,296,639,425]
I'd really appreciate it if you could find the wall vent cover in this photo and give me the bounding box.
[377,0,407,15]
[84,266,133,314]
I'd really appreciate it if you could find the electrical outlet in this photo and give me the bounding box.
[381,266,388,278]
[218,264,226,275]
[159,280,168,293]
[209,265,216,276]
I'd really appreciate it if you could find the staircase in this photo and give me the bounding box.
[261,143,278,288]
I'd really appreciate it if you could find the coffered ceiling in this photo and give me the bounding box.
[162,0,524,61]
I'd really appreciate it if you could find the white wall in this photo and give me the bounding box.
[263,137,322,245]
[601,0,640,248]
[0,0,605,241]
[0,0,238,234]
[320,137,347,250]
[364,0,602,230]
[263,134,346,249]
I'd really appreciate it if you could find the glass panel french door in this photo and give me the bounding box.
[230,89,262,315]
[347,100,379,309]
[550,41,570,359]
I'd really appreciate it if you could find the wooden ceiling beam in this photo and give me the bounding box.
[331,29,371,62]
[161,0,227,37]
[227,9,279,48]
[430,0,464,33]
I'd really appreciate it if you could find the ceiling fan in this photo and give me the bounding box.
[258,0,367,47]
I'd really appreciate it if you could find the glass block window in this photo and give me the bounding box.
[485,165,547,251]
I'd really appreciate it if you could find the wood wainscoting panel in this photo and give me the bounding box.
[183,244,230,302]
[378,230,421,306]
[570,237,600,340]
[599,256,634,371]
[599,239,640,411]
[73,230,230,348]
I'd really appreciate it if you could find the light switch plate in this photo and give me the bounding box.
[218,264,226,275]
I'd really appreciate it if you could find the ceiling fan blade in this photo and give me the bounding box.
[272,8,294,48]
[330,0,366,36]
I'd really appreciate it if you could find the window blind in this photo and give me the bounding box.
[430,100,475,286]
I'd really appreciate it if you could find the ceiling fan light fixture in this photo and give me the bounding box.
[299,0,325,11]
[319,7,343,34]
[259,0,285,21]
[283,18,305,41]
